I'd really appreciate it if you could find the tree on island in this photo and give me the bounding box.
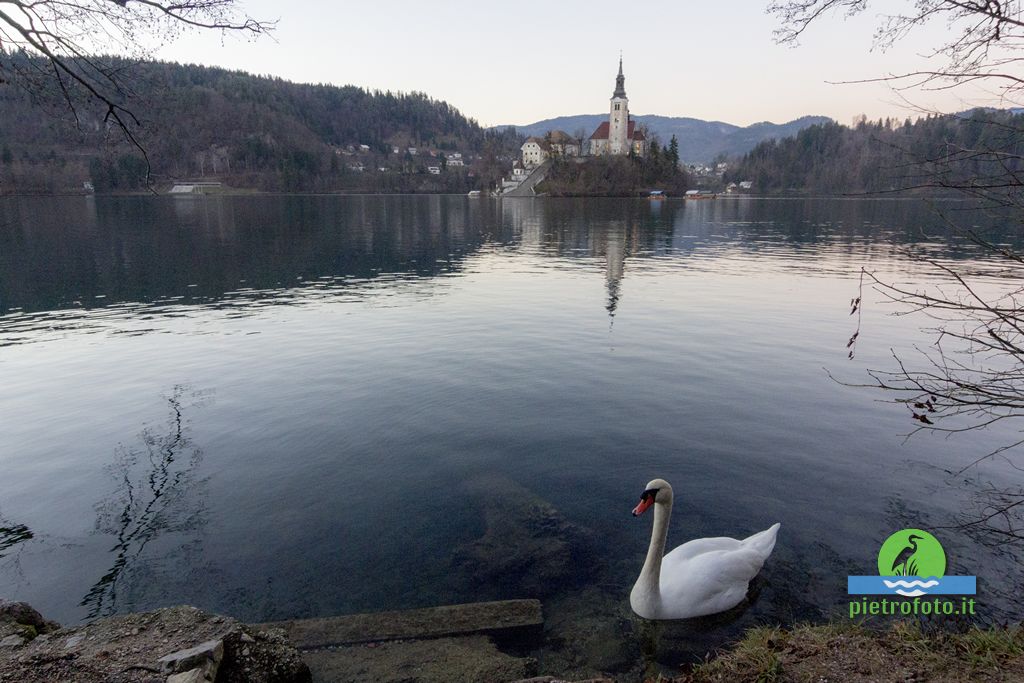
[770,0,1024,544]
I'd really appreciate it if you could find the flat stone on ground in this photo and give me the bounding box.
[157,638,223,673]
[258,599,543,649]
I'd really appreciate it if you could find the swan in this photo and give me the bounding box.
[629,478,780,620]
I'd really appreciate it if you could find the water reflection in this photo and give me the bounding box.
[0,516,32,559]
[0,196,1013,327]
[81,385,210,618]
[606,223,624,320]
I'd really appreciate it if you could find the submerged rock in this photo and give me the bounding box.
[453,476,598,599]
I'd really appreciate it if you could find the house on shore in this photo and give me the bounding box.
[521,137,550,168]
[548,130,580,158]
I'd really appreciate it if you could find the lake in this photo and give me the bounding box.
[1,195,1022,677]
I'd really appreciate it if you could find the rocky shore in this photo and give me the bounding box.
[4,597,1023,682]
[0,601,310,683]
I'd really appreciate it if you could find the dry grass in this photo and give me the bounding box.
[667,621,1024,683]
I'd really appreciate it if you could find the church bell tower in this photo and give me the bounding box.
[609,57,629,155]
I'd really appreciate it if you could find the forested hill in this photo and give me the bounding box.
[0,58,521,193]
[725,110,1024,195]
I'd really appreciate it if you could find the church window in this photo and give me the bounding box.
[614,103,620,111]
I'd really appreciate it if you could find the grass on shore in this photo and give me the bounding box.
[667,621,1024,683]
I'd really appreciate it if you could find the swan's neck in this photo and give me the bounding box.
[638,498,671,597]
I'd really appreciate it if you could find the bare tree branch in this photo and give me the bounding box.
[0,0,272,182]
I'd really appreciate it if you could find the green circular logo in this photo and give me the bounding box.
[877,529,946,578]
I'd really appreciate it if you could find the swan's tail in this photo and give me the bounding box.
[742,522,781,557]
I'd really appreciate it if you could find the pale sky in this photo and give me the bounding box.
[157,1,1000,128]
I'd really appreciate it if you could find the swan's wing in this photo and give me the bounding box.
[658,546,770,619]
[662,536,743,565]
[664,524,781,567]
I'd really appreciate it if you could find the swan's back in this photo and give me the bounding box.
[656,522,780,619]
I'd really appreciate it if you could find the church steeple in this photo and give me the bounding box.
[613,57,626,98]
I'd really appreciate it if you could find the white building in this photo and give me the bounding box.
[521,137,550,168]
[589,58,647,157]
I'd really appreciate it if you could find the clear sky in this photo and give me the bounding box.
[157,1,997,128]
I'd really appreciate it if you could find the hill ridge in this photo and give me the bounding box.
[494,114,833,163]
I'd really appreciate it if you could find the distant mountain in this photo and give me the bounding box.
[495,114,833,163]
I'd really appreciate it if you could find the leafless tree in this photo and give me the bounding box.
[770,0,1024,542]
[0,1,271,157]
[770,0,1024,103]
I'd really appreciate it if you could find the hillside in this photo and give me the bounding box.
[724,109,1024,195]
[0,58,522,194]
[496,114,832,163]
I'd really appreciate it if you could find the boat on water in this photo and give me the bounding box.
[648,190,667,201]
[467,190,482,197]
[684,190,716,200]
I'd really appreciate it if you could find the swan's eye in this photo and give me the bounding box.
[642,488,659,501]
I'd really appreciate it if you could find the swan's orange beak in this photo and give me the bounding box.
[632,497,654,516]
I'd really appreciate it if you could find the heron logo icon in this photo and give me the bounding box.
[848,528,976,597]
[878,529,945,580]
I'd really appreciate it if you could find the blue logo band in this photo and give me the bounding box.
[848,575,976,595]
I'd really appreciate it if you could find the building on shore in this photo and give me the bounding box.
[548,130,580,158]
[521,137,550,168]
[588,58,647,157]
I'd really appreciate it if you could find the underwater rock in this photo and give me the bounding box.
[453,476,597,599]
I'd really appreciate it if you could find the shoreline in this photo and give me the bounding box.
[3,598,1022,682]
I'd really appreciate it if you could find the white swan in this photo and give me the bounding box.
[629,478,780,620]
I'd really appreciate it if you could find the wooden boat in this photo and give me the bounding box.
[684,190,716,200]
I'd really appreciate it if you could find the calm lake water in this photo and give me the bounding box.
[1,195,1023,677]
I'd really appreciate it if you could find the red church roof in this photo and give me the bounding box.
[589,120,646,141]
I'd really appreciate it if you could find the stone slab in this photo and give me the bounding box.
[302,635,535,683]
[157,637,224,673]
[256,600,543,649]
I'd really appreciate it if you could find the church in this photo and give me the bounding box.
[588,59,647,157]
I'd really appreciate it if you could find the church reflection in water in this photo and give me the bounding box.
[500,197,675,322]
